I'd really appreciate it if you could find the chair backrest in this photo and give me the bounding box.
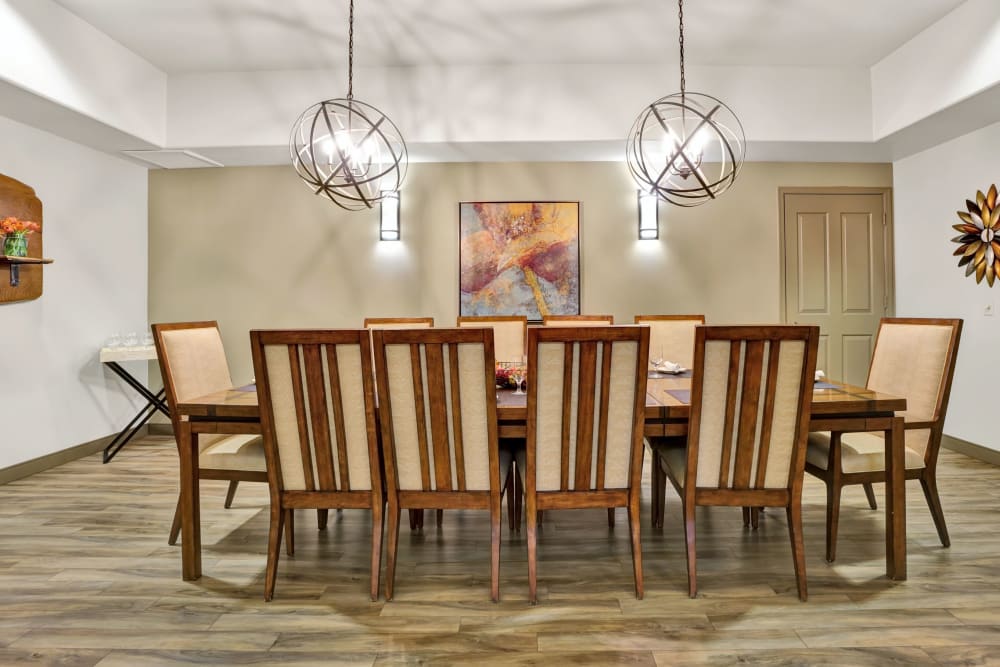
[152,321,233,432]
[364,317,435,329]
[373,327,500,494]
[686,326,818,493]
[634,314,705,368]
[457,315,527,362]
[526,325,649,493]
[250,329,381,495]
[542,315,614,327]
[866,318,962,460]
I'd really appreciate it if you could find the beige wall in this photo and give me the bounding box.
[149,161,892,380]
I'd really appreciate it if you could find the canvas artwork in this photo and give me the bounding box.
[459,201,580,320]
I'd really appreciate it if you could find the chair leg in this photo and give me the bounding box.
[385,501,401,601]
[224,480,239,509]
[786,502,808,601]
[168,496,181,545]
[514,468,522,532]
[527,498,539,605]
[825,480,842,563]
[751,507,760,530]
[863,482,878,510]
[503,466,515,531]
[920,471,951,547]
[284,509,295,556]
[436,509,444,524]
[652,461,665,529]
[369,500,384,602]
[408,509,424,530]
[317,509,329,530]
[490,498,501,603]
[683,499,697,598]
[607,508,615,529]
[742,507,750,527]
[627,500,644,600]
[263,503,284,602]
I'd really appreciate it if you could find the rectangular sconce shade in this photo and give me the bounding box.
[638,191,659,240]
[380,190,400,241]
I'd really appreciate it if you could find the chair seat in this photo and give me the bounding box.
[199,434,266,472]
[806,431,925,474]
[655,440,689,487]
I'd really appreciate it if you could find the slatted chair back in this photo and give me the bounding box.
[250,329,381,497]
[249,329,383,602]
[364,317,435,329]
[685,326,818,496]
[458,315,527,363]
[527,326,649,494]
[865,318,962,463]
[634,314,705,369]
[542,314,614,327]
[374,327,500,495]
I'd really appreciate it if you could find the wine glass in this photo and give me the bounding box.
[511,360,526,396]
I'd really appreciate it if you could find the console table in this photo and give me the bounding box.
[100,345,170,463]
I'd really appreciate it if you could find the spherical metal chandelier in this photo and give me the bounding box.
[290,0,407,211]
[626,0,745,207]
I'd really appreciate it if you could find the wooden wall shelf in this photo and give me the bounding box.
[1,256,54,265]
[0,173,47,303]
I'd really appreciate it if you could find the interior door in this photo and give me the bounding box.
[782,191,891,387]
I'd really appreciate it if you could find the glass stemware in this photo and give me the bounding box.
[510,365,525,395]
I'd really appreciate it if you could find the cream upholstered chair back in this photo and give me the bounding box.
[250,330,380,493]
[527,325,649,492]
[374,327,500,493]
[543,314,614,327]
[153,321,233,407]
[634,315,705,368]
[686,326,818,491]
[457,315,526,362]
[865,318,962,459]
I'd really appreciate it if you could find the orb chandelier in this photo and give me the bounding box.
[626,0,745,207]
[290,0,407,211]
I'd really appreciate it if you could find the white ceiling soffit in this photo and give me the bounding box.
[120,149,224,169]
[52,0,965,72]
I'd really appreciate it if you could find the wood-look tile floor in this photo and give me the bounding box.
[1,436,999,666]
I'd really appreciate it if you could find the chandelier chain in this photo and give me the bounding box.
[347,0,355,99]
[678,0,685,98]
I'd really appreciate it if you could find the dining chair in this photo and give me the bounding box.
[364,317,435,529]
[805,318,962,562]
[636,315,705,529]
[458,315,527,531]
[652,325,819,600]
[542,314,614,326]
[373,327,503,601]
[152,321,268,546]
[250,329,384,601]
[520,325,650,603]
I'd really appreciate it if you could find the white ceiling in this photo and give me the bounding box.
[52,0,965,73]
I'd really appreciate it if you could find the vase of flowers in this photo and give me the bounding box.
[1,216,41,257]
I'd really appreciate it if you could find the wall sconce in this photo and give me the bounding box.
[638,190,659,240]
[380,190,400,241]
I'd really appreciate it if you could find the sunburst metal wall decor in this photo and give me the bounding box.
[952,184,1000,286]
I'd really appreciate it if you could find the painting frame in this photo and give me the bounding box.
[459,201,581,322]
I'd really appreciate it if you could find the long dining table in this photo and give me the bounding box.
[173,374,907,583]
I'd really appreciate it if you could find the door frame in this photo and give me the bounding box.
[778,186,896,324]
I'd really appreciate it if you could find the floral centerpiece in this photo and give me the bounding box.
[1,216,41,257]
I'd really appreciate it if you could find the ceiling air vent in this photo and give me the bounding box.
[120,149,223,169]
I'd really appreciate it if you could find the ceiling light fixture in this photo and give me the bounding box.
[626,0,745,207]
[289,0,407,211]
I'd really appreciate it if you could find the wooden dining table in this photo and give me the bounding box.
[173,374,907,583]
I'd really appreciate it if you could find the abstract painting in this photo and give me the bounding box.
[460,201,580,320]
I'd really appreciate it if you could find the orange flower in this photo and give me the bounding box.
[0,216,41,235]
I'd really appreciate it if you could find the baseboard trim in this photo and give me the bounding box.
[942,434,1000,466]
[0,427,150,485]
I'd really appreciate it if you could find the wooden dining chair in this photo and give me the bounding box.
[542,314,614,326]
[636,315,705,528]
[364,317,434,529]
[373,327,503,601]
[520,325,650,603]
[250,329,384,601]
[152,321,268,546]
[652,325,818,600]
[458,315,527,531]
[805,318,962,562]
